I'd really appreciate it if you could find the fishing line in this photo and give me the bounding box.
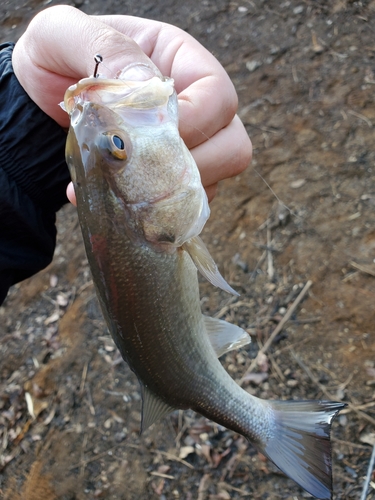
[178,115,297,220]
[253,168,300,221]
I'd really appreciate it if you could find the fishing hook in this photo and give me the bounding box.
[93,54,103,78]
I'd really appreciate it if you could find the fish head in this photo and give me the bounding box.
[64,64,210,249]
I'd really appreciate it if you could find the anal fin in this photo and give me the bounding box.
[141,385,176,432]
[183,236,239,296]
[204,316,250,358]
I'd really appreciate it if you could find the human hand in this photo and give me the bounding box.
[12,5,252,203]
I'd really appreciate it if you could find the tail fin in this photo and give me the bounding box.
[261,400,345,500]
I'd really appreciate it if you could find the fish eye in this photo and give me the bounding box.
[112,135,124,150]
[101,132,129,161]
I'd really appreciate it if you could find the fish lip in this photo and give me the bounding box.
[63,74,175,116]
[70,104,83,126]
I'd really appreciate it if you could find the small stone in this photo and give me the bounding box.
[199,432,209,442]
[293,5,304,14]
[339,414,347,426]
[246,60,261,72]
[50,275,58,287]
[104,418,112,429]
[286,379,299,388]
[290,179,306,189]
[56,293,68,307]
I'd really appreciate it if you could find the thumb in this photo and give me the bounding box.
[13,5,157,127]
[66,182,76,207]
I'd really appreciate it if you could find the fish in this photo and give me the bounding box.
[63,62,345,500]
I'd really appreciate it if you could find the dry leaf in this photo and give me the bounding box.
[360,433,375,446]
[179,445,195,459]
[44,311,60,325]
[241,372,269,385]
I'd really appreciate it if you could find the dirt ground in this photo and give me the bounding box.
[1,0,375,499]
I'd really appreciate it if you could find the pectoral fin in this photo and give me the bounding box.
[183,236,239,296]
[204,316,250,358]
[140,385,176,432]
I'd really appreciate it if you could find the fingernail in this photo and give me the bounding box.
[117,62,162,81]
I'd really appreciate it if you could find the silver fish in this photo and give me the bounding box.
[63,63,345,500]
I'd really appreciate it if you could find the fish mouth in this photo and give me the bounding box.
[64,73,174,117]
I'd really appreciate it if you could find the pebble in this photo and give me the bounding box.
[286,379,298,388]
[293,5,304,14]
[246,60,261,72]
[339,414,347,426]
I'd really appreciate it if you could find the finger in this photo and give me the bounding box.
[13,6,157,127]
[96,15,239,149]
[66,182,76,206]
[205,184,218,203]
[191,115,252,188]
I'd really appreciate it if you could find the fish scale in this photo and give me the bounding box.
[63,63,345,500]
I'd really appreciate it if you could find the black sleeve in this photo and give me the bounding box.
[0,43,71,305]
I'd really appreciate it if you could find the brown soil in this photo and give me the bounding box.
[1,1,375,499]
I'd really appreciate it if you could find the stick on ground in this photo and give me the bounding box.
[360,442,375,500]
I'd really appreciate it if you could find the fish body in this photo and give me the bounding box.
[64,64,344,500]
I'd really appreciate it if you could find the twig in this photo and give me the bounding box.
[219,482,252,497]
[239,280,312,385]
[80,433,89,477]
[268,352,286,382]
[290,316,321,324]
[291,350,375,427]
[214,296,238,319]
[150,471,175,480]
[250,249,267,281]
[347,109,373,128]
[175,412,188,447]
[86,384,96,416]
[154,450,195,470]
[340,400,375,413]
[79,361,89,396]
[350,261,375,278]
[332,437,372,451]
[69,441,125,470]
[274,337,310,355]
[197,474,211,500]
[290,349,334,400]
[266,226,274,279]
[360,443,375,500]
